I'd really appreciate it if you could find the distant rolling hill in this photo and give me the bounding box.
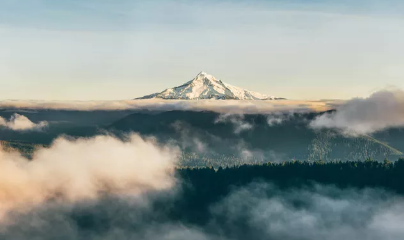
[108,110,403,167]
[1,109,403,167]
[0,109,140,144]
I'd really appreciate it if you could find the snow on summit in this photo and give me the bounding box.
[137,72,279,100]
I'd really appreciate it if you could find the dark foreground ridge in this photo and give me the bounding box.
[175,158,404,224]
[178,158,404,192]
[2,158,404,239]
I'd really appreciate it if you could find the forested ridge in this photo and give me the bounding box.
[171,158,404,225]
[178,158,404,192]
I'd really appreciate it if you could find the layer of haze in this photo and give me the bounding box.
[1,88,404,135]
[1,0,404,100]
[0,99,335,113]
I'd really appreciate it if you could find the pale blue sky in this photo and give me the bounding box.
[1,0,404,100]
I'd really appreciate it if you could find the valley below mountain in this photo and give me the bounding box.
[1,108,403,168]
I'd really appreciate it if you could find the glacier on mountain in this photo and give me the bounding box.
[137,72,280,100]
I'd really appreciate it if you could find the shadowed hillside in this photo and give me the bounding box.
[109,110,403,165]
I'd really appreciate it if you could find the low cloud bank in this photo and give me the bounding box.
[0,99,335,113]
[0,113,48,131]
[1,182,404,240]
[0,134,178,220]
[210,183,404,240]
[311,89,404,134]
[171,121,207,153]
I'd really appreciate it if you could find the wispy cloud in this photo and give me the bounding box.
[266,113,292,126]
[215,114,253,134]
[211,183,404,240]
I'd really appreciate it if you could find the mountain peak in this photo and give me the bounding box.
[136,72,280,100]
[197,71,209,76]
[194,71,218,81]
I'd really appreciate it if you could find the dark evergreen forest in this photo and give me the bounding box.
[171,158,404,225]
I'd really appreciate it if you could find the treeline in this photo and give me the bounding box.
[171,158,404,224]
[178,158,404,192]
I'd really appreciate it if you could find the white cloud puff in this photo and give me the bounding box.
[310,89,404,134]
[0,134,178,220]
[0,113,48,131]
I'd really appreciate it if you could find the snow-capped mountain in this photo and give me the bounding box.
[137,72,280,100]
